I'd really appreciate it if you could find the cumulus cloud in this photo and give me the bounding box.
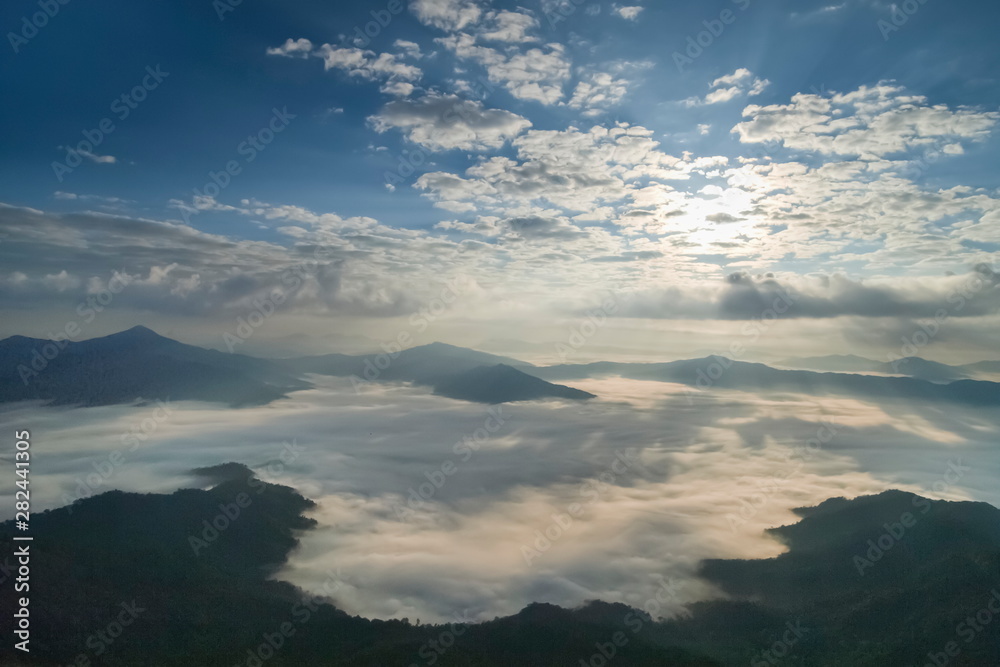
[438,214,587,240]
[613,4,644,20]
[315,45,422,82]
[393,39,423,59]
[266,40,422,93]
[415,123,712,217]
[569,72,630,117]
[683,68,769,107]
[368,94,532,150]
[478,9,538,42]
[733,83,1000,157]
[266,37,313,58]
[568,61,651,117]
[437,33,571,104]
[410,0,483,31]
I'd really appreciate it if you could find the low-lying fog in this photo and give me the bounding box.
[2,376,997,623]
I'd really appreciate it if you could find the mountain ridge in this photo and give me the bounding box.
[4,327,1000,408]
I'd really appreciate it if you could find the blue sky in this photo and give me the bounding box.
[1,0,999,360]
[3,0,998,227]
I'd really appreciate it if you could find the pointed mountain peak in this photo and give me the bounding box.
[101,326,175,346]
[116,325,165,339]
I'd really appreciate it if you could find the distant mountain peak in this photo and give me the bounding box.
[116,325,164,338]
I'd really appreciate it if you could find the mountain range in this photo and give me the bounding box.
[0,327,593,407]
[775,353,1000,383]
[2,466,996,666]
[2,326,999,408]
[0,326,307,407]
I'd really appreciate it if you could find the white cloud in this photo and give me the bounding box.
[438,33,571,104]
[568,61,650,117]
[410,0,483,31]
[613,4,644,20]
[265,38,313,58]
[380,81,415,97]
[393,39,423,59]
[733,83,1000,157]
[568,71,631,117]
[315,45,422,82]
[266,41,423,95]
[368,94,532,151]
[52,192,131,205]
[41,270,81,292]
[478,9,538,42]
[73,149,116,164]
[683,68,770,107]
[709,68,753,88]
[415,123,716,221]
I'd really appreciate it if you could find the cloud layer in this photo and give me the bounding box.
[4,375,997,622]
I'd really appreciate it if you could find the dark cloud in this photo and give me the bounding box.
[619,267,1000,320]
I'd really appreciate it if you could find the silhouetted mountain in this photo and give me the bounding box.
[0,326,309,406]
[3,464,998,666]
[278,342,594,403]
[962,360,1000,375]
[888,356,971,382]
[8,327,1000,409]
[433,364,596,403]
[776,354,889,373]
[778,354,971,383]
[533,356,1000,405]
[0,466,713,666]
[0,330,579,408]
[652,490,1000,666]
[279,341,533,384]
